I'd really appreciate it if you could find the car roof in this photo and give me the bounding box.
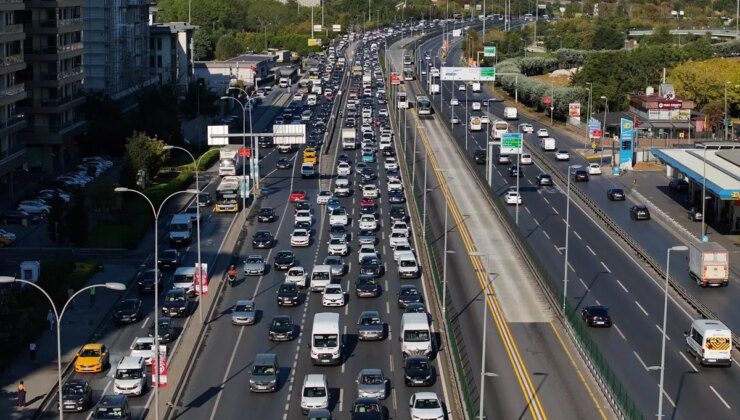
[81,343,103,350]
[414,391,439,399]
[235,299,254,306]
[304,373,327,386]
[360,310,380,317]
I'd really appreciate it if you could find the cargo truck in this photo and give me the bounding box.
[341,128,357,150]
[689,242,729,287]
[471,82,481,92]
[218,145,244,176]
[429,83,440,94]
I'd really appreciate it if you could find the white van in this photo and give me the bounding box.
[172,266,195,297]
[685,319,732,367]
[307,93,318,106]
[400,313,432,358]
[310,313,342,365]
[310,265,332,292]
[397,251,420,279]
[168,214,193,246]
[301,374,329,413]
[504,106,518,120]
[113,356,147,396]
[540,137,556,151]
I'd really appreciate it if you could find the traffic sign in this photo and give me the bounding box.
[483,46,496,57]
[543,97,552,105]
[501,133,523,154]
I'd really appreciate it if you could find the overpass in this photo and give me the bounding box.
[628,28,739,39]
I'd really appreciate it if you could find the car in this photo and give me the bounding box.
[128,337,155,365]
[607,188,625,201]
[269,315,296,341]
[587,163,602,175]
[473,149,486,164]
[581,305,612,327]
[572,170,589,182]
[355,275,381,298]
[359,214,378,231]
[337,162,352,176]
[458,84,466,91]
[329,208,349,226]
[358,244,378,262]
[555,150,570,161]
[471,101,481,110]
[258,207,277,223]
[405,302,427,314]
[276,157,292,169]
[290,190,308,203]
[157,249,181,269]
[389,231,409,248]
[328,238,350,256]
[450,115,460,124]
[536,128,549,137]
[231,299,257,325]
[630,205,651,220]
[504,191,522,205]
[508,165,523,177]
[61,379,93,412]
[361,151,375,163]
[356,369,388,399]
[357,310,385,341]
[285,266,308,287]
[388,191,406,204]
[162,288,188,317]
[687,207,703,222]
[479,114,490,124]
[497,154,511,164]
[294,201,312,213]
[295,209,313,225]
[389,206,408,222]
[301,374,329,414]
[537,173,553,186]
[520,153,533,165]
[0,228,16,247]
[360,256,384,277]
[322,284,346,306]
[668,179,689,192]
[519,123,534,133]
[307,408,333,420]
[404,356,433,386]
[243,255,266,275]
[357,229,377,245]
[18,200,51,216]
[136,269,162,293]
[362,184,379,199]
[326,198,342,213]
[1,209,37,225]
[397,284,423,308]
[74,344,110,373]
[291,228,311,246]
[324,256,347,277]
[274,250,296,270]
[181,204,200,223]
[384,157,398,171]
[329,224,349,241]
[91,395,130,420]
[148,316,175,343]
[252,231,275,248]
[317,191,333,205]
[277,282,301,306]
[409,392,444,419]
[113,298,143,324]
[450,98,459,106]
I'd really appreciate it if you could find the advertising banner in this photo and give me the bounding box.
[313,25,323,32]
[332,24,341,32]
[308,38,322,47]
[464,4,470,10]
[151,345,168,388]
[194,263,209,295]
[568,103,581,118]
[588,117,602,139]
[619,118,634,169]
[483,46,496,57]
[452,29,462,37]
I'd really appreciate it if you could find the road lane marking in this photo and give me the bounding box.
[586,245,596,256]
[633,351,650,371]
[542,230,550,239]
[208,324,246,420]
[655,324,671,341]
[600,261,611,273]
[573,230,581,240]
[386,301,390,314]
[579,278,589,290]
[613,324,627,340]
[616,280,629,293]
[141,316,150,329]
[678,351,698,372]
[634,301,649,316]
[551,206,559,215]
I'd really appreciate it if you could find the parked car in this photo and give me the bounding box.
[687,207,703,222]
[668,179,689,192]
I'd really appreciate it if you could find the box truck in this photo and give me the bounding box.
[689,242,729,287]
[341,128,357,150]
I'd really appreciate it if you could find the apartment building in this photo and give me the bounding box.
[149,21,197,88]
[0,0,27,194]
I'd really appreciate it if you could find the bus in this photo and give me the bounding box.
[214,176,244,213]
[403,55,413,66]
[417,95,432,116]
[491,120,509,143]
[403,67,414,81]
[397,90,408,109]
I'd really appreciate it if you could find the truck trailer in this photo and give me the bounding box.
[689,242,729,287]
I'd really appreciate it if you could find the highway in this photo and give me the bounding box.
[410,30,740,419]
[170,37,455,420]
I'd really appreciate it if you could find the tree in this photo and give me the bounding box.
[136,85,182,144]
[640,25,674,45]
[193,29,215,60]
[593,23,625,50]
[702,101,725,133]
[125,132,168,180]
[46,194,66,245]
[78,93,131,157]
[181,80,220,118]
[215,34,243,60]
[65,197,88,247]
[669,58,740,110]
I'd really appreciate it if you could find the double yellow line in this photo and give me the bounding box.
[410,108,548,420]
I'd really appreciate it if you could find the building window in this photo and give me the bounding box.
[157,56,162,67]
[150,56,155,68]
[157,38,162,50]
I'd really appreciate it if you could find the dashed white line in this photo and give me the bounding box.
[551,206,559,215]
[524,206,531,214]
[573,230,581,240]
[386,301,390,314]
[140,316,150,329]
[634,301,649,316]
[600,261,611,273]
[633,351,650,371]
[613,324,627,340]
[338,388,344,412]
[542,230,550,240]
[208,324,246,420]
[543,197,550,204]
[678,350,699,372]
[655,324,671,341]
[616,279,629,293]
[579,278,589,290]
[554,244,561,254]
[586,245,596,256]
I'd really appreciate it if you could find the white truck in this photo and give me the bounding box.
[429,83,440,94]
[540,137,556,151]
[218,145,243,176]
[341,128,357,150]
[689,242,729,287]
[362,73,372,87]
[504,106,518,120]
[471,82,481,92]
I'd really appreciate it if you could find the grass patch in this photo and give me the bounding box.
[531,73,572,87]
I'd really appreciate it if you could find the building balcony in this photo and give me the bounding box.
[0,143,26,178]
[37,17,83,34]
[0,54,25,74]
[0,82,25,106]
[0,0,25,12]
[0,23,23,42]
[37,67,84,86]
[27,0,84,8]
[25,42,83,61]
[0,113,26,134]
[23,117,86,146]
[23,91,84,113]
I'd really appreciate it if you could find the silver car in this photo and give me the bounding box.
[357,310,385,341]
[356,368,388,399]
[231,299,257,325]
[324,256,347,277]
[243,255,266,276]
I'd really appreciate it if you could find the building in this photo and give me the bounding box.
[194,54,276,95]
[20,0,87,172]
[0,0,27,195]
[149,22,197,87]
[628,84,699,139]
[84,0,156,109]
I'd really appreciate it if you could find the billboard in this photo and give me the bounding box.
[332,24,341,32]
[588,117,602,139]
[273,124,306,145]
[151,345,168,388]
[452,29,462,37]
[313,24,323,32]
[619,118,634,169]
[440,67,495,82]
[207,125,230,146]
[483,46,496,57]
[501,133,523,154]
[568,103,581,118]
[194,263,208,295]
[308,38,322,46]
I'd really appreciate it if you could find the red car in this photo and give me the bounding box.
[289,191,307,203]
[325,92,334,101]
[360,198,376,207]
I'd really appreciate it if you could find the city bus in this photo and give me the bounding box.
[491,120,509,143]
[397,90,408,109]
[214,176,243,213]
[403,67,414,81]
[416,95,432,116]
[403,54,413,66]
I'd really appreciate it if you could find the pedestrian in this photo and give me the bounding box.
[89,286,96,307]
[67,288,75,310]
[29,342,36,362]
[46,309,55,332]
[16,381,26,407]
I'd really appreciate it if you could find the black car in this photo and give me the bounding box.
[388,191,406,204]
[389,205,408,223]
[350,397,383,420]
[157,249,181,269]
[607,188,625,201]
[404,356,434,386]
[252,230,275,248]
[382,148,395,157]
[113,298,143,324]
[277,282,300,306]
[276,157,292,169]
[148,316,176,343]
[258,207,277,223]
[162,288,188,317]
[405,302,427,314]
[136,269,162,293]
[361,168,377,182]
[92,395,130,420]
[355,275,381,298]
[629,205,651,220]
[536,173,553,186]
[668,178,688,192]
[268,315,296,341]
[572,170,589,182]
[397,284,423,308]
[508,165,523,177]
[360,256,384,277]
[197,192,213,206]
[294,201,311,212]
[337,154,352,164]
[2,209,38,225]
[61,379,93,412]
[258,136,274,148]
[360,203,378,215]
[473,149,486,164]
[581,305,612,327]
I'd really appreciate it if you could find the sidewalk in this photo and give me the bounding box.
[0,263,138,419]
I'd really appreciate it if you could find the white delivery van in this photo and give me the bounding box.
[172,266,196,297]
[168,214,193,246]
[504,106,518,120]
[397,251,420,279]
[310,265,332,292]
[400,313,432,358]
[113,356,147,396]
[279,77,290,88]
[307,94,318,106]
[685,319,732,367]
[540,137,556,151]
[310,313,342,365]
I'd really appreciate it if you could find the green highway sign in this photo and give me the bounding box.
[501,133,523,154]
[480,67,496,81]
[484,46,496,57]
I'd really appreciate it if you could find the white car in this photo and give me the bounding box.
[359,214,378,231]
[129,337,155,365]
[519,123,534,133]
[450,98,459,106]
[322,284,346,306]
[391,221,410,235]
[520,154,533,165]
[479,114,490,124]
[378,108,388,117]
[294,210,313,224]
[587,163,602,175]
[505,191,522,205]
[361,124,374,134]
[18,200,51,215]
[290,228,310,247]
[555,150,570,161]
[285,266,308,287]
[409,392,445,420]
[536,128,549,138]
[389,231,409,248]
[393,242,413,262]
[388,181,403,192]
[450,115,460,124]
[471,101,481,111]
[384,158,398,171]
[337,162,352,176]
[301,374,329,413]
[293,93,304,101]
[458,84,466,91]
[329,208,349,226]
[362,185,379,199]
[358,244,378,263]
[421,69,427,75]
[328,238,349,256]
[316,191,333,205]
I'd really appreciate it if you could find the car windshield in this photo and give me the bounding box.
[166,293,184,302]
[304,387,326,397]
[277,252,292,259]
[132,341,152,351]
[170,223,188,232]
[354,403,381,413]
[162,250,178,259]
[400,287,418,296]
[94,407,125,419]
[119,300,138,310]
[408,359,429,370]
[115,369,143,380]
[253,365,275,375]
[234,304,254,312]
[361,316,381,325]
[246,257,262,264]
[80,348,101,357]
[415,398,441,409]
[400,260,416,267]
[405,329,430,342]
[279,284,296,293]
[361,374,384,384]
[63,383,87,395]
[273,318,290,327]
[590,307,608,316]
[313,334,338,348]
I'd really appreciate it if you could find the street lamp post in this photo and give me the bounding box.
[422,156,429,243]
[562,164,580,312]
[701,145,708,240]
[586,82,593,149]
[114,187,198,420]
[600,96,608,167]
[468,252,498,420]
[221,94,256,206]
[657,245,689,419]
[725,81,731,141]
[436,169,451,318]
[0,278,125,420]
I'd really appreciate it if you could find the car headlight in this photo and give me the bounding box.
[249,379,256,385]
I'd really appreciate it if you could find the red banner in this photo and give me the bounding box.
[239,148,251,157]
[194,263,209,295]
[151,345,168,388]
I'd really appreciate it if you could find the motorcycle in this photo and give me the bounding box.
[226,272,237,287]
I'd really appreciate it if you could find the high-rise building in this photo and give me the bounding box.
[0,0,27,193]
[20,0,87,172]
[149,21,197,87]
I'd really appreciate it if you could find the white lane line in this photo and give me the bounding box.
[568,262,575,272]
[554,244,561,254]
[140,316,150,329]
[338,388,344,412]
[386,301,390,314]
[634,301,649,316]
[616,279,629,293]
[573,230,582,240]
[533,218,540,226]
[633,351,651,371]
[600,261,611,273]
[543,197,550,204]
[542,230,550,240]
[389,354,394,372]
[551,206,559,215]
[586,245,596,256]
[524,206,531,214]
[208,325,246,420]
[678,350,699,372]
[709,385,731,410]
[660,386,677,407]
[655,324,671,341]
[579,278,589,290]
[613,324,627,340]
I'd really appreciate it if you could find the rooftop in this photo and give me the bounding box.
[651,148,740,200]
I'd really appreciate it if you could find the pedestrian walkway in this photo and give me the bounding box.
[0,263,137,419]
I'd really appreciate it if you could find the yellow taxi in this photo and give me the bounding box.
[303,147,317,165]
[74,343,109,373]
